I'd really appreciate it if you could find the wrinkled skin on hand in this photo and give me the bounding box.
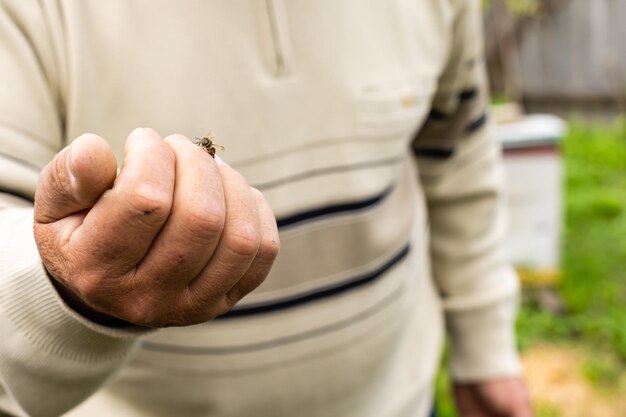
[34,128,280,327]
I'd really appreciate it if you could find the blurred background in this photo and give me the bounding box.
[437,1,626,416]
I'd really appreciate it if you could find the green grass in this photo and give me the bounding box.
[436,119,626,416]
[522,120,626,361]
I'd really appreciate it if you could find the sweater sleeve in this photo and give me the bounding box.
[0,3,143,416]
[412,0,522,382]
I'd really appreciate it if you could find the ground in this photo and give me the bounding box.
[522,344,626,417]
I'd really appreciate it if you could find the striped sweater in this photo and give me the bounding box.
[0,1,521,416]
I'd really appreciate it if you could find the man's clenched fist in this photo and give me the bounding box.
[33,128,280,327]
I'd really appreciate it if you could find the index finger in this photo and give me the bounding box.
[69,128,175,275]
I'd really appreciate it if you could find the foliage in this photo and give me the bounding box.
[558,120,626,359]
[436,120,626,415]
[517,119,626,376]
[516,119,626,395]
[482,0,540,16]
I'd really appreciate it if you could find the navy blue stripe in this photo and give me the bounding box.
[413,147,454,159]
[216,243,411,319]
[466,112,488,133]
[427,88,480,121]
[459,88,478,101]
[419,135,492,182]
[427,109,448,121]
[142,284,404,355]
[276,186,393,229]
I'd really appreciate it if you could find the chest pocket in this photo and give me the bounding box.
[356,77,438,140]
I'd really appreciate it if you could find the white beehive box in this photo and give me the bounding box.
[494,114,567,285]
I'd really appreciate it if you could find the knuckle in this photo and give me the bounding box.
[225,281,258,308]
[125,185,172,224]
[257,236,281,262]
[36,155,73,213]
[214,297,237,318]
[179,203,225,241]
[50,156,73,195]
[49,152,71,194]
[225,289,243,308]
[223,225,261,257]
[179,290,222,324]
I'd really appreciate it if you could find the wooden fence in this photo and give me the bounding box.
[519,0,626,105]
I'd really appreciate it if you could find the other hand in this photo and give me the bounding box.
[453,377,534,417]
[33,128,280,327]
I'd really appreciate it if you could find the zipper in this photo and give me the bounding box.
[263,0,293,77]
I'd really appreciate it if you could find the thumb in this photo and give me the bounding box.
[34,133,117,224]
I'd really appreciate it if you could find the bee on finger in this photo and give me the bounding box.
[193,133,224,158]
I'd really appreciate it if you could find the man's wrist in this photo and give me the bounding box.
[49,274,133,328]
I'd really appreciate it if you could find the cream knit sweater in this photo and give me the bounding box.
[0,1,520,416]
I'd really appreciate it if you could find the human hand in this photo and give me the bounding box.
[453,377,534,417]
[33,128,280,327]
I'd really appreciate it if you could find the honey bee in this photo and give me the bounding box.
[193,133,225,158]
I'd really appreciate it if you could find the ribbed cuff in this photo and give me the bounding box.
[445,271,522,382]
[0,208,148,363]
